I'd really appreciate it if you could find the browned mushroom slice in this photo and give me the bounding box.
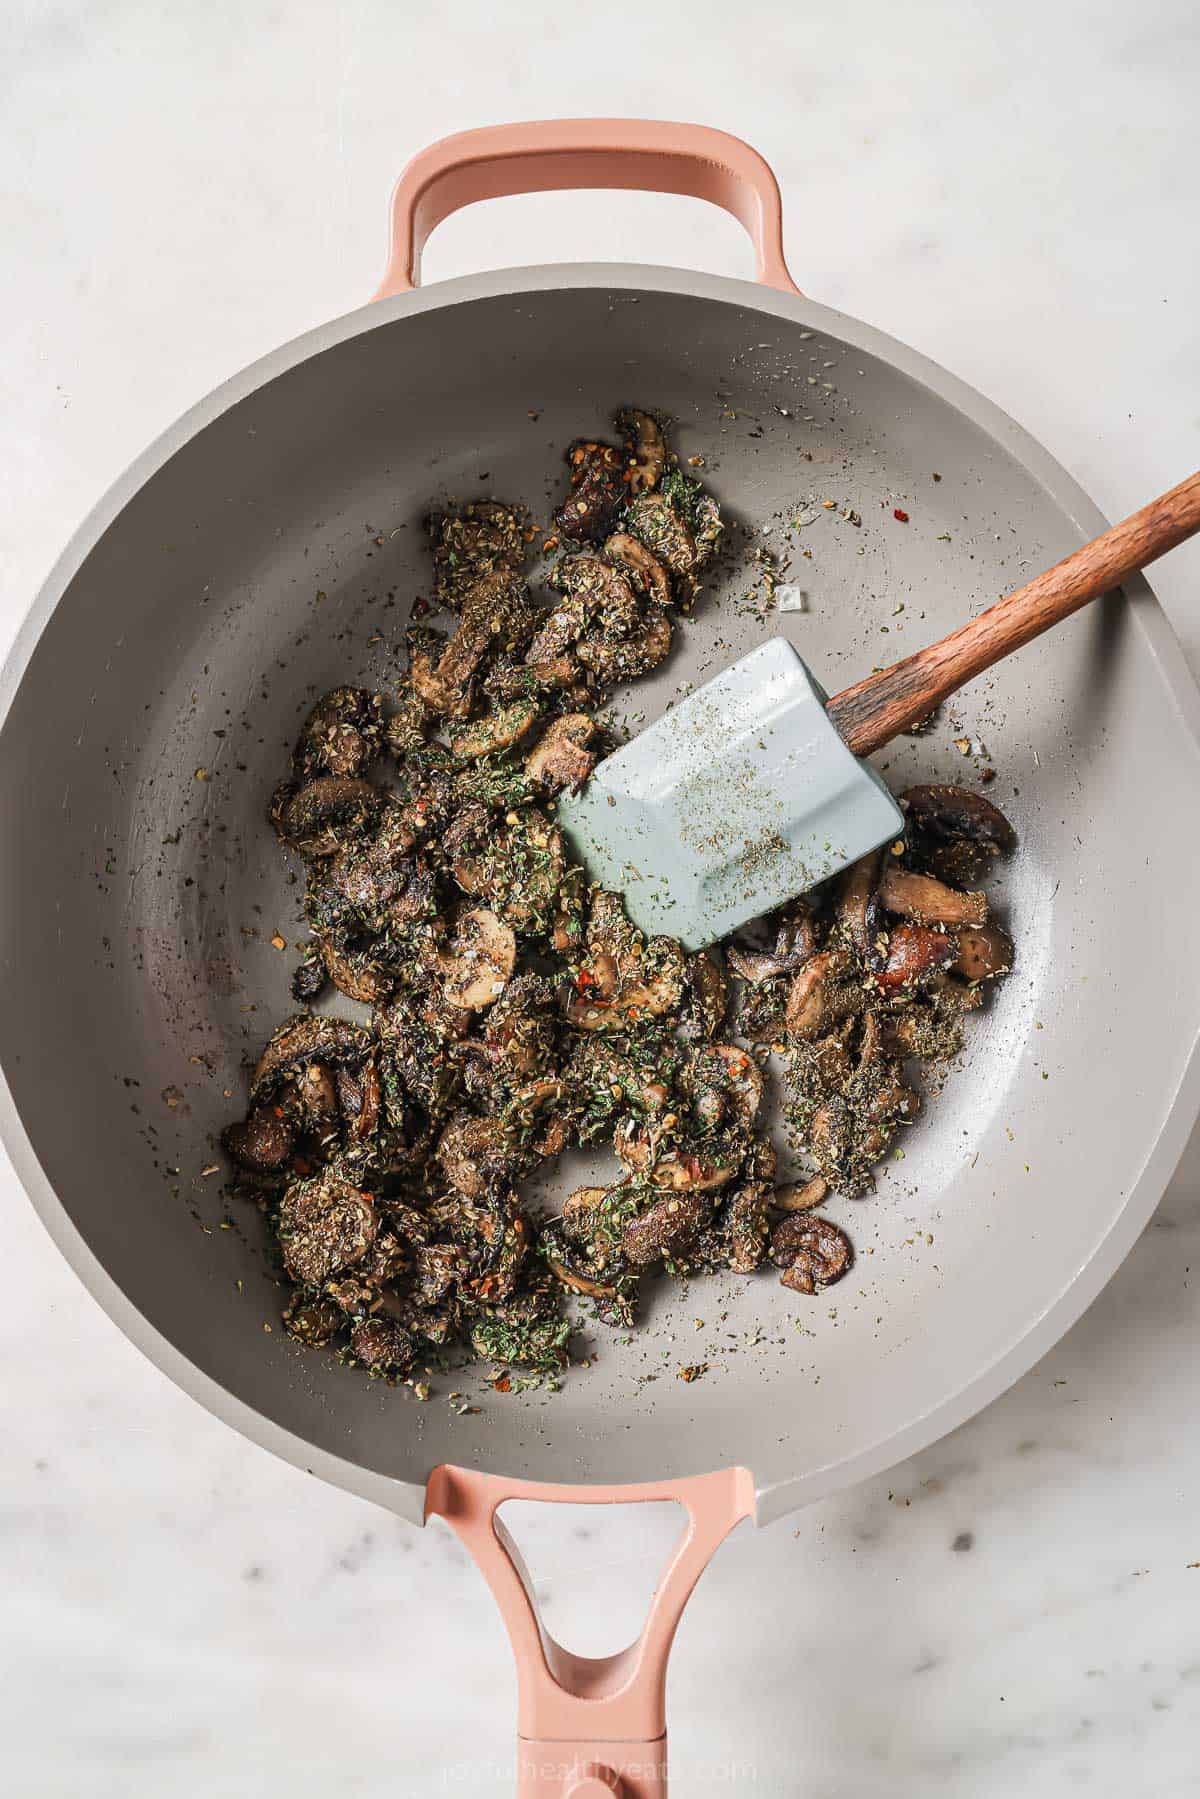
[496,651,585,696]
[678,949,728,1040]
[429,500,530,612]
[727,945,792,983]
[409,644,475,718]
[770,1214,852,1295]
[222,1106,295,1175]
[384,682,429,758]
[274,775,384,856]
[546,1257,619,1299]
[785,947,867,1041]
[309,821,437,943]
[561,1185,610,1229]
[448,699,540,762]
[772,1175,829,1213]
[623,489,698,578]
[294,686,384,779]
[722,1179,773,1273]
[524,713,599,793]
[251,1014,374,1099]
[578,608,673,685]
[411,572,536,718]
[435,1113,516,1198]
[603,532,672,607]
[615,407,667,494]
[554,439,626,541]
[336,1056,381,1145]
[952,920,1015,982]
[900,784,1017,854]
[651,1146,739,1193]
[350,1315,415,1373]
[277,1172,377,1286]
[282,1294,343,1348]
[316,939,393,1005]
[837,847,887,961]
[441,908,517,1010]
[878,865,988,928]
[691,1044,764,1130]
[622,1189,712,1267]
[295,1060,340,1144]
[874,922,957,992]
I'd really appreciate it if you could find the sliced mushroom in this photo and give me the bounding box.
[410,573,535,718]
[350,1315,415,1373]
[222,1105,295,1175]
[616,407,667,494]
[336,1056,381,1145]
[448,699,540,762]
[622,1189,712,1267]
[552,553,642,632]
[554,439,626,542]
[691,1044,764,1130]
[874,922,957,992]
[623,489,698,578]
[441,908,517,1010]
[435,1113,516,1199]
[277,1172,377,1286]
[306,822,437,946]
[603,532,672,608]
[295,1061,340,1143]
[837,848,887,961]
[562,1185,609,1229]
[678,949,728,1040]
[384,684,429,758]
[545,1254,619,1300]
[952,920,1014,982]
[722,1179,773,1273]
[283,1294,343,1348]
[577,608,672,685]
[294,686,384,779]
[429,500,530,612]
[785,947,866,1041]
[770,1214,852,1295]
[316,938,393,1004]
[251,1014,374,1099]
[566,891,686,1030]
[900,784,1017,854]
[772,1176,829,1213]
[727,945,792,983]
[878,865,988,928]
[650,1146,739,1193]
[524,713,599,793]
[273,775,384,857]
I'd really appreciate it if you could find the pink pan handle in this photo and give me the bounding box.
[374,119,800,298]
[426,1463,756,1798]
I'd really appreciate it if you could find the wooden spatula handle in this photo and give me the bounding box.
[825,469,1200,758]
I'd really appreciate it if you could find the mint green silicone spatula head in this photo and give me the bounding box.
[556,638,901,950]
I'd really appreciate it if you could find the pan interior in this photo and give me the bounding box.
[3,279,1197,1508]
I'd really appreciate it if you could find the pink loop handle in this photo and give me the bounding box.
[373,119,800,299]
[426,1464,756,1799]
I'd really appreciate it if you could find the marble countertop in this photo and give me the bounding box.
[4,3,1199,1793]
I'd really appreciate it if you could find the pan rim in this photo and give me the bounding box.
[4,261,1199,1526]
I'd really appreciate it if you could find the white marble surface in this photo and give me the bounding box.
[4,2,1200,1793]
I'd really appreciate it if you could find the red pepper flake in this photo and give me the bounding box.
[893,508,910,523]
[575,968,596,991]
[493,1375,512,1393]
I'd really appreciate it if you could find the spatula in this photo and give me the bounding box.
[557,469,1200,949]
